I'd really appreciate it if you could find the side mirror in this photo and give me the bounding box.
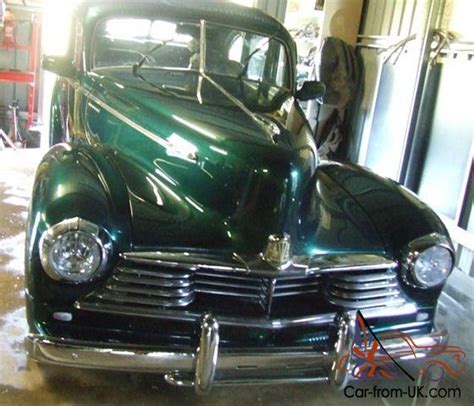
[296,80,326,101]
[42,56,77,78]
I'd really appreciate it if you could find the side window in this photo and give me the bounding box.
[226,32,288,88]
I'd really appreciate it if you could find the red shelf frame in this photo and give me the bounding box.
[0,15,40,128]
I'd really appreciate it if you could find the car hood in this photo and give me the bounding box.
[85,77,385,256]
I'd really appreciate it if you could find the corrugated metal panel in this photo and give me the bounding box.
[349,0,433,177]
[417,59,474,220]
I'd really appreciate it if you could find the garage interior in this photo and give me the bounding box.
[0,0,472,404]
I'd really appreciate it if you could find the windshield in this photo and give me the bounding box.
[91,18,291,111]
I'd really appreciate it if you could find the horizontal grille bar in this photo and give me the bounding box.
[195,286,261,299]
[96,291,195,307]
[328,287,400,300]
[330,280,398,290]
[116,266,192,279]
[275,280,321,290]
[195,271,254,282]
[104,284,193,298]
[327,296,406,309]
[334,270,397,283]
[273,287,321,298]
[112,274,192,288]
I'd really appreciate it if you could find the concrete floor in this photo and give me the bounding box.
[0,149,472,405]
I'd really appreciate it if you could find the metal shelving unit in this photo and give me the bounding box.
[0,13,40,128]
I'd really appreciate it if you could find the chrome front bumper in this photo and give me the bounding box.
[26,312,448,394]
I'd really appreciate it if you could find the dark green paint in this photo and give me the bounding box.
[27,0,451,345]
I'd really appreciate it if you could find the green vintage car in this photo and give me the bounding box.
[25,0,454,393]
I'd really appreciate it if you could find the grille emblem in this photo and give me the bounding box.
[263,233,291,270]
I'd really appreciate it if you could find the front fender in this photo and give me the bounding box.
[319,163,451,255]
[25,143,132,327]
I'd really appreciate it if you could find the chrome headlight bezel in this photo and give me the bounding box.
[39,217,111,283]
[402,233,454,289]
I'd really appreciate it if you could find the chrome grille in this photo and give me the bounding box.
[82,259,402,314]
[327,269,404,308]
[194,270,322,297]
[86,264,324,312]
[95,266,195,308]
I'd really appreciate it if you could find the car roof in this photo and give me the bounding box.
[77,0,293,45]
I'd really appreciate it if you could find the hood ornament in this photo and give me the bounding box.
[263,233,291,270]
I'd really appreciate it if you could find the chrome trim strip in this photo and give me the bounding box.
[74,301,418,329]
[306,257,396,273]
[104,284,193,298]
[195,271,254,281]
[121,251,397,276]
[194,279,261,291]
[276,279,321,288]
[121,252,248,273]
[329,288,400,300]
[333,270,397,283]
[117,266,192,279]
[86,93,170,150]
[112,274,192,288]
[331,280,398,290]
[327,296,406,309]
[272,288,320,297]
[95,292,195,308]
[200,70,278,143]
[195,287,260,299]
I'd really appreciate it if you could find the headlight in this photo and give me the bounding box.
[403,234,454,289]
[39,218,110,283]
[413,246,452,287]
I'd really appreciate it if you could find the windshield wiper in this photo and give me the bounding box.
[132,73,176,98]
[236,35,274,80]
[132,40,169,76]
[131,41,175,97]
